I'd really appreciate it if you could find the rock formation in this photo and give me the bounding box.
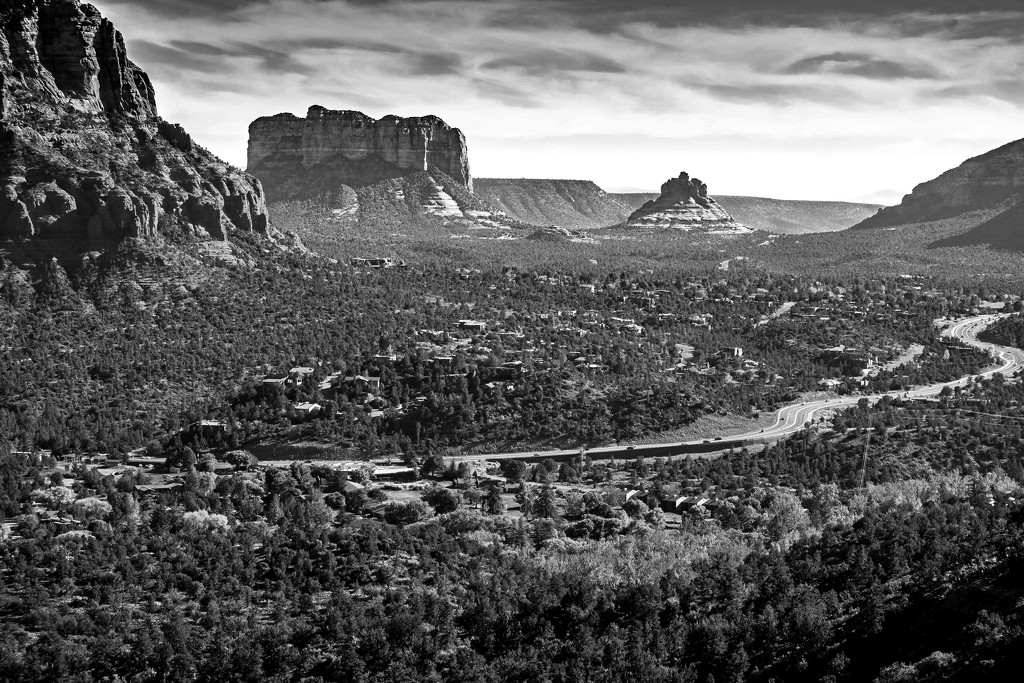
[853,138,1024,230]
[473,178,631,229]
[0,0,270,243]
[247,106,471,201]
[625,172,749,232]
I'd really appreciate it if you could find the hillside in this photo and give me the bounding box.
[474,178,631,229]
[929,199,1024,251]
[613,193,880,234]
[268,170,534,259]
[852,138,1024,231]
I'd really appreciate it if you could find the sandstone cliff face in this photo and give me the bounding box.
[247,105,471,201]
[853,138,1024,230]
[626,172,749,233]
[0,0,270,243]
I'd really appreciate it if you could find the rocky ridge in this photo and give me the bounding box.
[0,0,271,246]
[853,138,1024,230]
[247,105,472,202]
[473,178,631,229]
[625,172,750,233]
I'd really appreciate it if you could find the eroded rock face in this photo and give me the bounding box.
[626,172,749,232]
[248,105,472,201]
[853,138,1024,229]
[0,0,270,243]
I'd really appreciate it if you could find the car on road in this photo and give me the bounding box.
[626,446,635,451]
[714,437,722,441]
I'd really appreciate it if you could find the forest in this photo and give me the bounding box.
[3,378,1024,682]
[0,236,1000,460]
[3,231,1024,682]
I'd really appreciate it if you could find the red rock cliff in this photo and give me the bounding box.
[247,105,472,201]
[0,0,269,242]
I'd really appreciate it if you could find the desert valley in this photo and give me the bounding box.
[3,1,1024,681]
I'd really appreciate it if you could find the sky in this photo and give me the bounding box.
[93,0,1024,200]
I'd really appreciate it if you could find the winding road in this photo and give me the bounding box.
[454,313,1023,464]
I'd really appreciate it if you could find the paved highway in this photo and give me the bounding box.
[453,313,1022,464]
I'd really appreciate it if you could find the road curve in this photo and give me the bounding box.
[453,313,1022,463]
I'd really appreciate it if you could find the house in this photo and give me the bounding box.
[344,375,382,392]
[687,313,713,327]
[351,256,404,269]
[262,375,288,390]
[125,456,165,469]
[136,482,183,494]
[294,402,322,418]
[192,420,227,436]
[319,372,342,391]
[372,465,417,482]
[661,495,710,514]
[289,366,315,379]
[458,319,487,334]
[721,347,743,358]
[359,376,382,392]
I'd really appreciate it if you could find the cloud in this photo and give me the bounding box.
[132,39,314,76]
[256,38,462,75]
[926,80,1024,105]
[783,51,941,79]
[101,0,271,20]
[469,77,539,108]
[481,50,626,76]
[685,82,861,106]
[410,52,464,75]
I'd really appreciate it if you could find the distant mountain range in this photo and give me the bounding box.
[477,179,881,233]
[712,196,883,235]
[849,189,905,205]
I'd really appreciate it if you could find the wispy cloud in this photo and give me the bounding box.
[783,52,941,80]
[482,50,626,76]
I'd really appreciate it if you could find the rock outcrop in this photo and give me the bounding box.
[473,178,631,229]
[248,106,472,202]
[0,0,270,243]
[625,172,749,233]
[853,138,1024,230]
